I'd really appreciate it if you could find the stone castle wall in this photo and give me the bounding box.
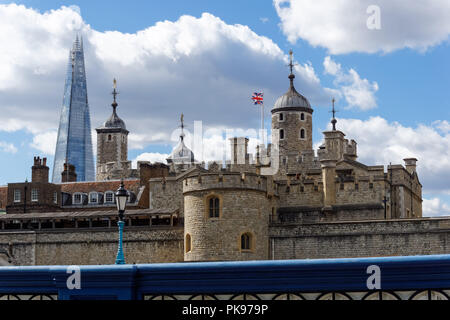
[0,227,184,266]
[270,218,450,260]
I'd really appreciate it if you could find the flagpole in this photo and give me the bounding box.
[261,97,264,146]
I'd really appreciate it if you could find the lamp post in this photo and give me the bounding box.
[115,180,128,265]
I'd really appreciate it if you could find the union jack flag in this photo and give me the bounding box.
[251,92,264,105]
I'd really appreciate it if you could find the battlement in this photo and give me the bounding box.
[183,171,269,194]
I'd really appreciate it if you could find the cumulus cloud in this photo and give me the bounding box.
[0,141,18,154]
[423,198,450,217]
[132,152,170,168]
[30,131,57,155]
[0,4,333,157]
[321,116,450,196]
[274,0,450,54]
[323,56,379,110]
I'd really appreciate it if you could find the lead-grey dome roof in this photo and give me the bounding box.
[167,133,195,164]
[273,74,312,110]
[104,106,126,130]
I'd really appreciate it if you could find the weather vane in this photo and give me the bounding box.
[112,78,118,103]
[288,49,298,74]
[330,97,338,131]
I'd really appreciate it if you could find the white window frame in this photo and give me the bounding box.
[73,193,82,205]
[105,191,114,203]
[89,192,98,204]
[299,128,306,140]
[14,189,21,203]
[31,189,39,202]
[53,192,58,204]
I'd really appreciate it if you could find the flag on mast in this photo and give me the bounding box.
[251,92,264,105]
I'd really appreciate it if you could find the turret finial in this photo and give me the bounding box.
[330,97,338,131]
[112,78,118,111]
[287,49,297,88]
[180,113,185,141]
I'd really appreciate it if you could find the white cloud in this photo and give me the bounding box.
[30,131,57,155]
[322,116,450,196]
[274,0,450,54]
[324,56,379,110]
[423,198,450,217]
[132,152,170,167]
[0,141,18,154]
[0,4,333,155]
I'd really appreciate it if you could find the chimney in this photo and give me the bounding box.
[403,158,418,174]
[229,137,249,165]
[138,162,169,208]
[31,156,49,183]
[61,163,77,182]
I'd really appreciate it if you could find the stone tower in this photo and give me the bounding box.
[95,80,130,181]
[183,171,270,262]
[271,50,313,166]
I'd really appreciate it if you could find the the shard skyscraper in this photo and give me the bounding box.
[52,35,95,183]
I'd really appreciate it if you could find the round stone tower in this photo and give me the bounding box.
[183,171,271,262]
[271,50,313,164]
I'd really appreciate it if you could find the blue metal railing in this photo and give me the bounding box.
[1,254,450,300]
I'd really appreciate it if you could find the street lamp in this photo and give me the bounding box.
[115,180,128,264]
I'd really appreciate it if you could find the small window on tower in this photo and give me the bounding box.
[108,134,112,141]
[240,233,253,251]
[279,113,284,121]
[300,113,305,121]
[300,129,305,139]
[280,129,284,140]
[208,196,220,218]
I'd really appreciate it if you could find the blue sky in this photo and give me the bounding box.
[0,0,449,215]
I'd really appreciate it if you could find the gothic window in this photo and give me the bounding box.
[280,129,285,140]
[14,189,21,203]
[185,234,192,253]
[300,113,305,121]
[31,189,39,202]
[241,233,252,251]
[208,197,220,218]
[300,129,305,139]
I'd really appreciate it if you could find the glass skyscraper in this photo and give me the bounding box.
[52,35,95,183]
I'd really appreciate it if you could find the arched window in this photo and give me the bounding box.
[300,113,305,120]
[280,129,284,140]
[108,134,112,141]
[185,234,192,253]
[209,197,220,218]
[241,233,252,251]
[300,129,305,139]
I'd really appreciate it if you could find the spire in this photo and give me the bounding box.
[288,49,298,89]
[330,97,337,131]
